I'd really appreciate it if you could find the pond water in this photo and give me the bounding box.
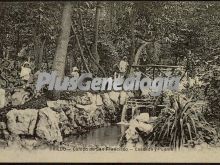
[64,125,127,146]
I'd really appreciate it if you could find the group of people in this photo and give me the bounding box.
[69,56,130,80]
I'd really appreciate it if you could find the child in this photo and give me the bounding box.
[20,61,31,87]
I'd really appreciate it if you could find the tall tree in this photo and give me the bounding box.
[129,3,136,73]
[92,1,101,75]
[78,10,106,76]
[52,2,73,99]
[130,3,136,66]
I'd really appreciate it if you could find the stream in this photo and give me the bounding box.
[64,125,128,146]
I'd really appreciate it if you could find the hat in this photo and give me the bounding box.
[23,62,30,67]
[72,67,79,72]
[123,56,127,60]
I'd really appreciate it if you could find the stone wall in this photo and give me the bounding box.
[0,91,133,149]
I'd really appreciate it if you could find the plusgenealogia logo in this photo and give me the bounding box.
[35,71,180,96]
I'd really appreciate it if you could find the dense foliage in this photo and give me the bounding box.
[145,95,217,148]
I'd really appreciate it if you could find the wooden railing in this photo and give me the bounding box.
[120,97,157,122]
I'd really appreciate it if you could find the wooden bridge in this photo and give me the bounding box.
[120,64,185,123]
[121,97,158,122]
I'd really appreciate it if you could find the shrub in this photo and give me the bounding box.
[145,94,217,149]
[204,65,220,121]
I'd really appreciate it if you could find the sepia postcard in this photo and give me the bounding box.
[0,1,220,163]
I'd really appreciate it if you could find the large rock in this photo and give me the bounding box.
[0,122,6,130]
[134,113,150,123]
[86,92,95,104]
[47,101,59,108]
[101,93,111,106]
[58,110,69,123]
[47,100,71,109]
[119,91,129,105]
[76,103,97,113]
[125,126,139,141]
[101,93,115,113]
[0,88,6,108]
[96,94,103,106]
[149,116,158,123]
[64,107,78,127]
[58,109,72,136]
[36,107,62,142]
[20,139,39,150]
[129,117,153,133]
[75,96,82,104]
[11,88,30,106]
[86,93,103,106]
[76,93,92,105]
[7,134,23,150]
[3,130,10,140]
[108,91,120,104]
[135,122,153,133]
[6,109,38,135]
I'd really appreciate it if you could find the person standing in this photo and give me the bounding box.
[20,62,32,87]
[71,67,80,78]
[112,64,119,79]
[119,56,129,78]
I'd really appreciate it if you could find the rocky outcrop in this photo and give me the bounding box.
[135,122,153,133]
[95,95,103,106]
[101,93,115,113]
[2,91,134,147]
[10,88,30,106]
[75,103,97,113]
[125,125,144,148]
[129,118,153,134]
[108,91,120,104]
[75,93,92,105]
[119,91,129,105]
[6,109,38,135]
[64,107,78,127]
[0,122,6,130]
[7,134,39,150]
[123,113,154,148]
[20,139,39,150]
[7,134,23,150]
[0,88,6,108]
[47,100,73,109]
[36,107,62,142]
[0,122,7,140]
[134,113,150,123]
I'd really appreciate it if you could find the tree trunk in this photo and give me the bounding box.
[33,30,46,71]
[52,2,73,99]
[38,39,46,67]
[35,39,45,70]
[71,24,90,73]
[78,11,106,76]
[16,27,20,56]
[129,4,136,73]
[108,2,114,31]
[133,42,149,65]
[130,41,150,75]
[0,42,3,58]
[130,5,136,65]
[68,50,74,75]
[92,1,101,75]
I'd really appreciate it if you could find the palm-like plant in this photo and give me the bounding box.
[145,94,217,149]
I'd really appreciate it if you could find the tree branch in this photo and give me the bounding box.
[78,11,106,76]
[71,24,90,73]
